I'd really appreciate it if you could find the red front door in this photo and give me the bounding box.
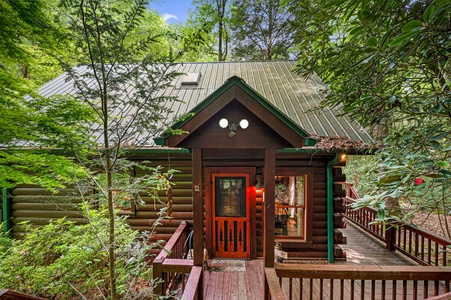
[212,174,251,258]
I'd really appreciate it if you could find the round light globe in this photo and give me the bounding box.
[239,119,249,129]
[219,118,229,128]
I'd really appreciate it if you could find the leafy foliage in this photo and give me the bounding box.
[188,0,232,61]
[230,0,295,60]
[187,0,296,61]
[57,1,189,298]
[0,207,161,299]
[342,155,379,197]
[288,0,450,222]
[0,0,94,189]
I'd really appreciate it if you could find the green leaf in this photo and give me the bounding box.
[402,20,423,33]
[379,175,401,184]
[366,37,377,47]
[349,25,364,36]
[377,209,385,221]
[324,0,344,8]
[425,173,443,178]
[423,3,435,23]
[429,132,448,141]
[439,169,451,178]
[389,31,417,47]
[436,161,450,168]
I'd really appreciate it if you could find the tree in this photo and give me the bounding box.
[0,0,92,190]
[230,0,295,60]
[189,0,231,61]
[59,0,191,298]
[188,0,296,61]
[287,0,450,225]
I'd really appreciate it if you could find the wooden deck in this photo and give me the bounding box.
[202,222,417,299]
[336,221,416,266]
[203,259,264,299]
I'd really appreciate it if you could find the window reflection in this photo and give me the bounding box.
[274,176,305,238]
[216,177,246,217]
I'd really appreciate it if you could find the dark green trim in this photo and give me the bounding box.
[326,153,341,263]
[276,147,377,155]
[276,148,328,154]
[130,148,191,154]
[304,138,317,147]
[166,76,311,139]
[2,188,10,236]
[153,137,166,146]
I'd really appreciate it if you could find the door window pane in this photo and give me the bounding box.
[216,177,246,217]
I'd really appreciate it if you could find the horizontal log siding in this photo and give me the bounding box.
[10,185,86,237]
[130,154,193,241]
[332,166,347,259]
[256,187,264,256]
[8,152,343,260]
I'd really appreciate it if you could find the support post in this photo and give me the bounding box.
[152,257,164,295]
[192,148,203,266]
[385,225,396,251]
[191,148,204,299]
[264,148,275,267]
[2,188,10,236]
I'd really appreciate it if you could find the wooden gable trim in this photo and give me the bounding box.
[166,76,309,148]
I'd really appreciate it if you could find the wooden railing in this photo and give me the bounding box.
[341,182,451,266]
[152,221,194,297]
[426,292,451,299]
[0,289,46,300]
[264,268,285,300]
[181,266,203,300]
[266,264,451,300]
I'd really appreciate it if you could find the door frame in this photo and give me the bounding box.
[205,167,256,259]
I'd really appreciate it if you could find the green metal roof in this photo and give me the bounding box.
[38,61,374,147]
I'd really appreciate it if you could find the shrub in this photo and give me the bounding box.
[0,205,161,299]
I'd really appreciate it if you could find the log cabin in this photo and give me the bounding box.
[1,61,375,267]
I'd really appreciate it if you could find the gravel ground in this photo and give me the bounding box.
[410,212,451,240]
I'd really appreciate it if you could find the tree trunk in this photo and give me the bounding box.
[216,0,227,61]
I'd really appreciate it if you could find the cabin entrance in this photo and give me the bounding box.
[211,173,251,258]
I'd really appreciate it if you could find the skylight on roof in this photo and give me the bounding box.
[181,72,201,85]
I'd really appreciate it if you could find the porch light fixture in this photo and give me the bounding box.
[219,118,249,138]
[340,154,346,162]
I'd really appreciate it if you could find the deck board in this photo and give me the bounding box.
[202,222,418,299]
[337,221,417,266]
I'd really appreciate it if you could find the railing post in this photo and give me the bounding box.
[153,257,164,295]
[385,225,396,251]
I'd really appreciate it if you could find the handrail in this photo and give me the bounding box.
[152,221,192,296]
[154,221,190,261]
[181,266,203,300]
[339,182,359,199]
[0,289,46,300]
[426,291,451,299]
[264,268,285,300]
[341,182,451,266]
[273,263,451,300]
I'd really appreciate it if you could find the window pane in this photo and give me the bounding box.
[215,177,246,217]
[275,176,305,238]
